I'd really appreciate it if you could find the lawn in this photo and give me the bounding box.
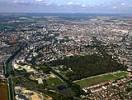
[47,77,64,88]
[74,71,128,88]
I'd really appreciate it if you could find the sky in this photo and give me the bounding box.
[0,0,132,14]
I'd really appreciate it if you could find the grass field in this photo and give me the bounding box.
[47,77,64,88]
[74,71,128,88]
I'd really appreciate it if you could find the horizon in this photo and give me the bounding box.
[0,12,132,17]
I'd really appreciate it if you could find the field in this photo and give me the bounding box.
[74,71,128,88]
[0,81,8,100]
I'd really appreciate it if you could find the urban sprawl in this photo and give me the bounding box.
[0,14,132,100]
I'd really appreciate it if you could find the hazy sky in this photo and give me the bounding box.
[0,0,132,13]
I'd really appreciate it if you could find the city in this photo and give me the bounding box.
[0,0,132,100]
[0,13,131,100]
